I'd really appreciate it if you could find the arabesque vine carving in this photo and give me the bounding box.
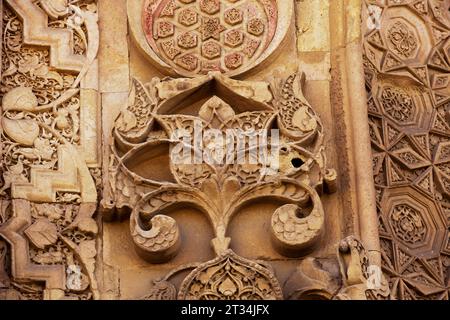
[0,0,100,300]
[178,250,283,300]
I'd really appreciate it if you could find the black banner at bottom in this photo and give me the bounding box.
[0,300,444,319]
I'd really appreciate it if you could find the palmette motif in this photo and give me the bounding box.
[105,67,338,299]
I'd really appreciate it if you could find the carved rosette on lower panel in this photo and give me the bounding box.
[363,0,450,299]
[104,68,337,299]
[0,0,100,300]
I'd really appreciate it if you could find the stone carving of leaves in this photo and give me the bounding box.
[33,138,54,161]
[33,204,63,221]
[2,63,18,78]
[178,250,283,300]
[115,79,155,140]
[16,57,64,85]
[2,118,39,146]
[218,278,237,297]
[25,219,58,250]
[8,162,25,178]
[18,55,41,74]
[292,106,317,132]
[67,5,88,50]
[2,87,38,112]
[116,110,137,132]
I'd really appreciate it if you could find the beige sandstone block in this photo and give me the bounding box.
[298,52,331,81]
[81,59,99,90]
[296,0,330,52]
[98,0,129,93]
[80,89,100,167]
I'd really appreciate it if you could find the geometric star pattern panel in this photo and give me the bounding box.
[363,0,450,300]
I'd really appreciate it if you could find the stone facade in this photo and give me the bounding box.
[0,0,447,300]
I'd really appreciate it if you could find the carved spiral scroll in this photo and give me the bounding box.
[269,184,324,256]
[129,186,217,263]
[131,214,181,263]
[109,71,335,264]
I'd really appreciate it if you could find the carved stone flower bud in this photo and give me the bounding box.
[55,109,70,129]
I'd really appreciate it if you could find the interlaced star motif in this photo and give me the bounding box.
[197,16,225,41]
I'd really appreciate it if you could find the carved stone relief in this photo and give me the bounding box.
[103,68,339,299]
[363,0,450,300]
[0,0,100,300]
[1,0,430,301]
[95,0,389,301]
[129,0,293,77]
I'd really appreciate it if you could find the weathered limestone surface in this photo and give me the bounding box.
[0,0,446,300]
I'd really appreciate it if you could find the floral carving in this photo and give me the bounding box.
[389,204,426,245]
[387,21,418,59]
[142,281,177,300]
[380,86,415,123]
[106,67,336,299]
[178,250,283,300]
[0,0,100,300]
[25,218,58,250]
